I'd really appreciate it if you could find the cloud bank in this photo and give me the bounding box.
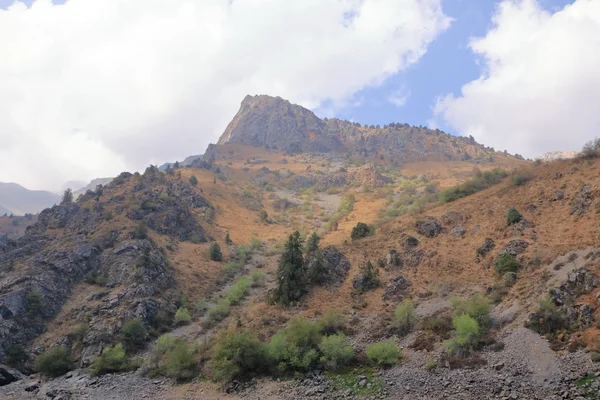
[0,0,450,190]
[434,0,600,159]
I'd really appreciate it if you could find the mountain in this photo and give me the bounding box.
[0,182,60,215]
[539,150,578,162]
[217,94,522,163]
[158,154,203,172]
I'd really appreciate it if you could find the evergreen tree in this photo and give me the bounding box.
[273,231,305,306]
[61,188,73,205]
[305,232,320,254]
[225,232,233,245]
[210,242,223,262]
[189,175,198,186]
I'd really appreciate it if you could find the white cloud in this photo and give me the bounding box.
[433,0,600,158]
[388,86,411,108]
[0,0,450,190]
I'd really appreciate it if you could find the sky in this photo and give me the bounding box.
[0,0,598,191]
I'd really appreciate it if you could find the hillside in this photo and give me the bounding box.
[2,104,600,399]
[0,182,60,215]
[217,95,524,164]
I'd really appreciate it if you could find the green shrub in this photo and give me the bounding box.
[121,318,148,350]
[133,222,148,239]
[525,298,567,335]
[226,277,250,305]
[267,317,322,372]
[174,307,192,325]
[194,298,209,314]
[90,344,128,376]
[503,272,517,287]
[511,173,533,186]
[318,309,345,335]
[259,209,268,223]
[420,316,453,336]
[506,208,522,225]
[70,323,89,341]
[211,331,267,382]
[151,334,197,380]
[494,253,519,275]
[365,340,400,367]
[34,347,73,377]
[439,169,507,203]
[210,243,223,262]
[189,175,198,186]
[207,299,231,323]
[251,270,266,287]
[394,299,417,335]
[351,222,374,240]
[25,289,43,317]
[450,293,491,332]
[353,260,380,292]
[444,315,480,356]
[6,344,27,367]
[222,261,242,280]
[318,334,354,370]
[579,138,600,159]
[163,340,196,380]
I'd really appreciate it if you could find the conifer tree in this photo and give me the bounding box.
[305,232,320,254]
[273,231,305,306]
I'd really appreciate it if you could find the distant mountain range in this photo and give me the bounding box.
[72,178,114,198]
[0,182,60,215]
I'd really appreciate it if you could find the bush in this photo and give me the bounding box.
[259,209,268,223]
[525,298,567,335]
[506,208,522,225]
[6,344,27,367]
[450,293,491,333]
[151,334,197,380]
[34,347,73,377]
[318,309,345,335]
[211,331,267,382]
[511,172,533,186]
[267,317,322,372]
[365,340,400,367]
[351,222,374,240]
[175,307,192,325]
[353,260,380,292]
[210,243,223,262]
[222,261,242,280]
[189,175,198,186]
[439,169,507,203]
[503,272,517,287]
[394,299,417,335]
[494,253,519,275]
[121,318,148,350]
[207,299,231,323]
[133,222,148,239]
[318,334,354,370]
[420,316,453,337]
[251,270,266,287]
[90,344,128,376]
[25,289,43,317]
[444,315,480,356]
[579,138,600,159]
[226,277,250,305]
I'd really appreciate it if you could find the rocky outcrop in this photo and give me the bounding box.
[476,239,495,257]
[382,276,411,301]
[0,172,201,366]
[217,95,520,162]
[306,246,350,286]
[348,164,393,188]
[415,217,444,238]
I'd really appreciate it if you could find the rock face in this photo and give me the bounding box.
[382,276,411,301]
[415,217,444,238]
[306,246,350,286]
[0,172,208,366]
[217,95,519,162]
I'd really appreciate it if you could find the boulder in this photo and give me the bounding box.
[382,276,411,301]
[0,364,24,386]
[501,240,529,256]
[415,217,444,238]
[476,239,495,257]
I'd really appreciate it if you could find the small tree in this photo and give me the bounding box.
[225,232,233,245]
[494,253,519,275]
[90,344,128,376]
[318,334,354,370]
[211,331,266,382]
[450,293,491,333]
[305,232,320,254]
[365,341,400,367]
[209,242,223,262]
[121,318,148,351]
[444,314,481,356]
[174,307,192,325]
[133,222,148,240]
[61,188,73,205]
[506,208,522,225]
[353,260,380,292]
[351,222,374,240]
[272,232,306,306]
[259,209,268,223]
[394,299,417,335]
[34,347,73,377]
[189,175,198,186]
